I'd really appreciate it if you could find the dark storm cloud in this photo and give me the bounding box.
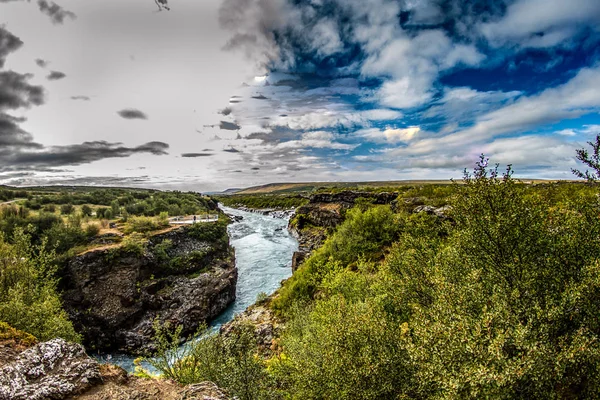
[117,108,148,120]
[71,95,90,101]
[46,70,66,80]
[35,58,49,68]
[0,140,170,171]
[219,121,241,130]
[0,113,43,149]
[155,0,170,11]
[181,153,214,158]
[0,27,23,68]
[36,0,76,25]
[0,71,45,110]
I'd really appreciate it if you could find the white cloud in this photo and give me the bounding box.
[356,126,421,143]
[406,65,600,155]
[275,131,357,150]
[361,30,484,109]
[360,109,403,121]
[480,0,600,48]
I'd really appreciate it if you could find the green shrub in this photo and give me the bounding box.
[120,233,147,255]
[0,229,80,342]
[84,223,100,237]
[271,295,413,399]
[273,205,400,314]
[81,205,92,217]
[145,321,274,400]
[60,203,74,215]
[125,215,169,234]
[187,220,229,248]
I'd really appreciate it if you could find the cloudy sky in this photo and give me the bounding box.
[1,0,600,191]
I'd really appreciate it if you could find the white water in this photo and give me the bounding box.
[96,206,298,372]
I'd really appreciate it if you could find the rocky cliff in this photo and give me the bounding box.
[61,225,237,354]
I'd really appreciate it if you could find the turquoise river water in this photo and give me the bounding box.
[95,205,298,372]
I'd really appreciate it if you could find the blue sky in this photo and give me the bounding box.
[1,0,600,190]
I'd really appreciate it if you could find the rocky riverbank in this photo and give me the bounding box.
[0,333,230,400]
[61,225,237,355]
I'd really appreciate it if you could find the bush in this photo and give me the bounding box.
[60,204,74,215]
[81,205,92,217]
[271,295,413,399]
[120,233,147,255]
[42,204,56,213]
[273,205,400,314]
[44,218,88,254]
[84,223,100,237]
[0,229,80,342]
[125,215,169,234]
[145,321,274,400]
[187,220,229,248]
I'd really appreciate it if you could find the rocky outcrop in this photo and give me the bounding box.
[62,226,237,354]
[0,336,231,400]
[309,191,398,206]
[0,339,102,400]
[220,304,282,355]
[413,204,452,219]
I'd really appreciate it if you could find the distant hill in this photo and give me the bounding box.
[236,180,455,194]
[236,179,560,195]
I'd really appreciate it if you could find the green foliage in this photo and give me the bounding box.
[267,156,600,398]
[153,238,173,263]
[81,205,92,217]
[146,321,274,400]
[44,217,88,254]
[187,219,229,248]
[0,229,80,342]
[216,194,308,209]
[119,233,147,255]
[95,207,107,219]
[273,205,400,314]
[125,215,169,234]
[60,203,74,215]
[84,223,100,237]
[271,295,413,399]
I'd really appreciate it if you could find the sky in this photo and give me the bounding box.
[1,0,600,191]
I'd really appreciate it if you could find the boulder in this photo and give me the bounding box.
[0,339,101,400]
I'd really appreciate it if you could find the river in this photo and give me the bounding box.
[96,206,298,372]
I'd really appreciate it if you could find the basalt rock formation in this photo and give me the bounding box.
[61,226,237,354]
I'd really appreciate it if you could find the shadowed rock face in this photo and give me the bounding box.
[0,339,101,400]
[61,227,237,354]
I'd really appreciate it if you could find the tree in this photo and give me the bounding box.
[572,133,600,182]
